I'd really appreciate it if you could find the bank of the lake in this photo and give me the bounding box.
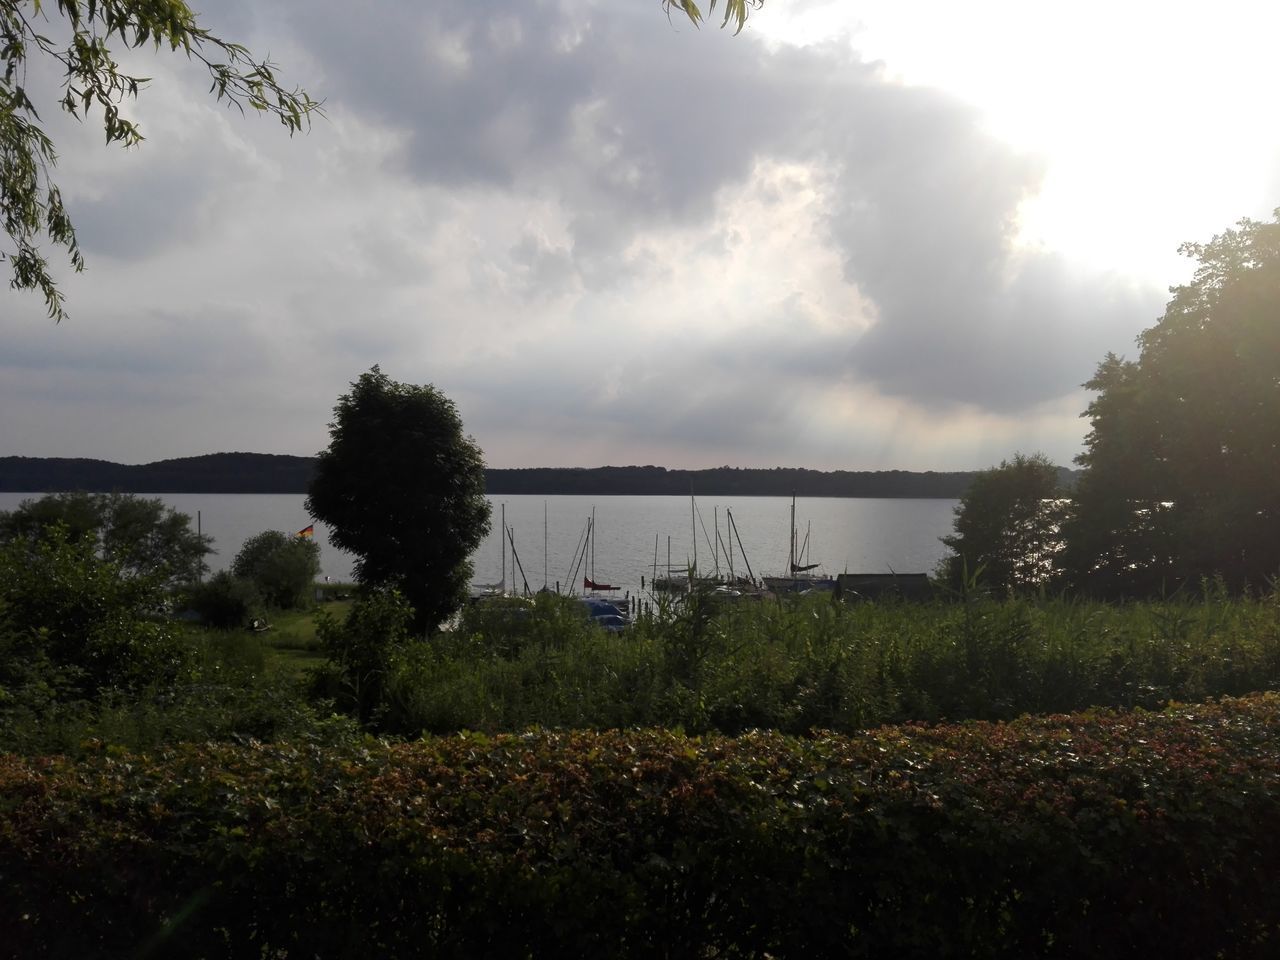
[0,492,960,597]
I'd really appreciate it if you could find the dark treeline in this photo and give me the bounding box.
[0,454,315,494]
[0,454,1078,498]
[485,465,1027,498]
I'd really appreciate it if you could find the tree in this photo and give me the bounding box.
[232,530,320,610]
[664,0,762,33]
[0,525,187,698]
[1061,210,1280,596]
[0,491,211,586]
[2,0,320,321]
[306,367,491,632]
[939,453,1067,595]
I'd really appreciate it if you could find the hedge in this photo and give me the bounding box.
[3,694,1280,958]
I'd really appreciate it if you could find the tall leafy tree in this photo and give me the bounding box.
[232,530,320,610]
[0,491,211,586]
[939,453,1067,595]
[1061,210,1280,595]
[1,0,320,321]
[306,367,491,632]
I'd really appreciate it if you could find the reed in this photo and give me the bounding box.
[379,587,1280,736]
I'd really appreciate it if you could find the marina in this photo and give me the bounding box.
[0,491,956,603]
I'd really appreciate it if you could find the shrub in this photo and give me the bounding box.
[316,587,415,724]
[231,530,320,610]
[184,571,263,630]
[3,694,1280,958]
[0,527,188,699]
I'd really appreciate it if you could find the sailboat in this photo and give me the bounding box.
[762,494,836,595]
[566,507,621,596]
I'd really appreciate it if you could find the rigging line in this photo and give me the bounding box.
[506,524,531,596]
[798,521,812,567]
[714,519,733,578]
[568,516,592,591]
[727,509,757,583]
[693,499,718,575]
[563,516,590,593]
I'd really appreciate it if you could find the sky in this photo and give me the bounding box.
[3,0,1277,471]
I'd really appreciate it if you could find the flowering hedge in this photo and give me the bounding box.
[4,695,1280,958]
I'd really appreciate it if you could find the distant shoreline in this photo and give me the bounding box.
[0,453,1078,499]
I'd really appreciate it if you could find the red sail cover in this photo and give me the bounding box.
[583,577,618,591]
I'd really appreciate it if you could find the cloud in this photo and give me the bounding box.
[263,0,1158,409]
[2,0,1176,470]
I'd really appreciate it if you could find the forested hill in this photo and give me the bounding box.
[0,454,1077,498]
[0,454,315,494]
[488,466,990,498]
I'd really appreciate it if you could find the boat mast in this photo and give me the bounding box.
[690,488,697,575]
[788,493,796,575]
[501,502,507,595]
[714,506,720,578]
[728,509,757,583]
[652,533,659,587]
[506,524,531,596]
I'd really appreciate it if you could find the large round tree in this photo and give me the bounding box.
[306,368,491,632]
[1061,210,1280,596]
[939,453,1067,595]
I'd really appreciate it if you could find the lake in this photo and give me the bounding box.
[0,493,959,601]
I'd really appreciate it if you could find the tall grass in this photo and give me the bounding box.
[0,624,360,757]
[381,587,1280,737]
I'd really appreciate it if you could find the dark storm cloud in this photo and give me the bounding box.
[816,82,1158,409]
[248,0,1156,412]
[268,0,840,250]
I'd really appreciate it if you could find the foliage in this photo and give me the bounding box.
[939,453,1068,594]
[3,693,1280,957]
[306,367,491,633]
[1061,210,1280,596]
[1,0,320,321]
[0,629,359,756]
[0,491,211,587]
[231,529,319,610]
[0,526,188,700]
[663,0,763,34]
[183,570,261,630]
[369,588,1280,737]
[315,586,415,724]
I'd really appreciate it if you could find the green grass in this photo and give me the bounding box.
[216,600,354,677]
[15,582,1278,755]
[373,587,1280,737]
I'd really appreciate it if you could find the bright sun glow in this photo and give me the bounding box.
[754,0,1280,286]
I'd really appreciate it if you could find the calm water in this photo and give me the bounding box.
[0,493,958,599]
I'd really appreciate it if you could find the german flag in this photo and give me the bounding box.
[297,525,315,539]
